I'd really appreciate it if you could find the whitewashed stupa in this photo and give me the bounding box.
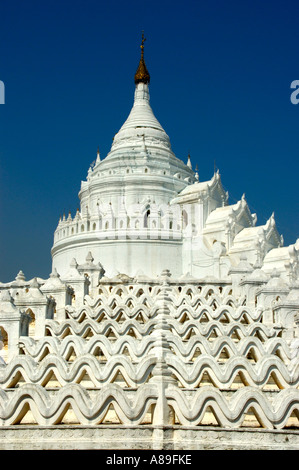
[51,35,298,283]
[0,35,298,450]
[52,35,195,279]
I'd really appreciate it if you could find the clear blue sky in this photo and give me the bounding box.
[0,0,298,282]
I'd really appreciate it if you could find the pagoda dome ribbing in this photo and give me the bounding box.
[110,82,171,152]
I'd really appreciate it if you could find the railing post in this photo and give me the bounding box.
[150,271,176,434]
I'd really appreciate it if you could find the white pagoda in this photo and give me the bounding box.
[0,35,298,450]
[50,36,297,284]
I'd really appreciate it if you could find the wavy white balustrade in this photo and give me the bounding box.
[0,383,298,428]
[18,334,292,364]
[0,283,298,431]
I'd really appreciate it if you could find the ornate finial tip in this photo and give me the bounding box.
[141,31,146,48]
[134,32,150,85]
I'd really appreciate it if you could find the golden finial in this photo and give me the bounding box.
[134,31,150,85]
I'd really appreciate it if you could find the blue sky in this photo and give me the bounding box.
[0,0,298,282]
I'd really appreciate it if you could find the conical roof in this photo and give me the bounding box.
[111,82,171,151]
[110,33,171,152]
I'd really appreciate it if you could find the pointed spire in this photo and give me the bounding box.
[30,277,40,289]
[96,146,101,163]
[86,251,94,264]
[134,31,150,85]
[50,267,60,278]
[15,270,26,282]
[187,152,192,169]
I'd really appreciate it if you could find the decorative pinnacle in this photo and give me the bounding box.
[141,31,146,55]
[96,146,101,162]
[134,31,150,85]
